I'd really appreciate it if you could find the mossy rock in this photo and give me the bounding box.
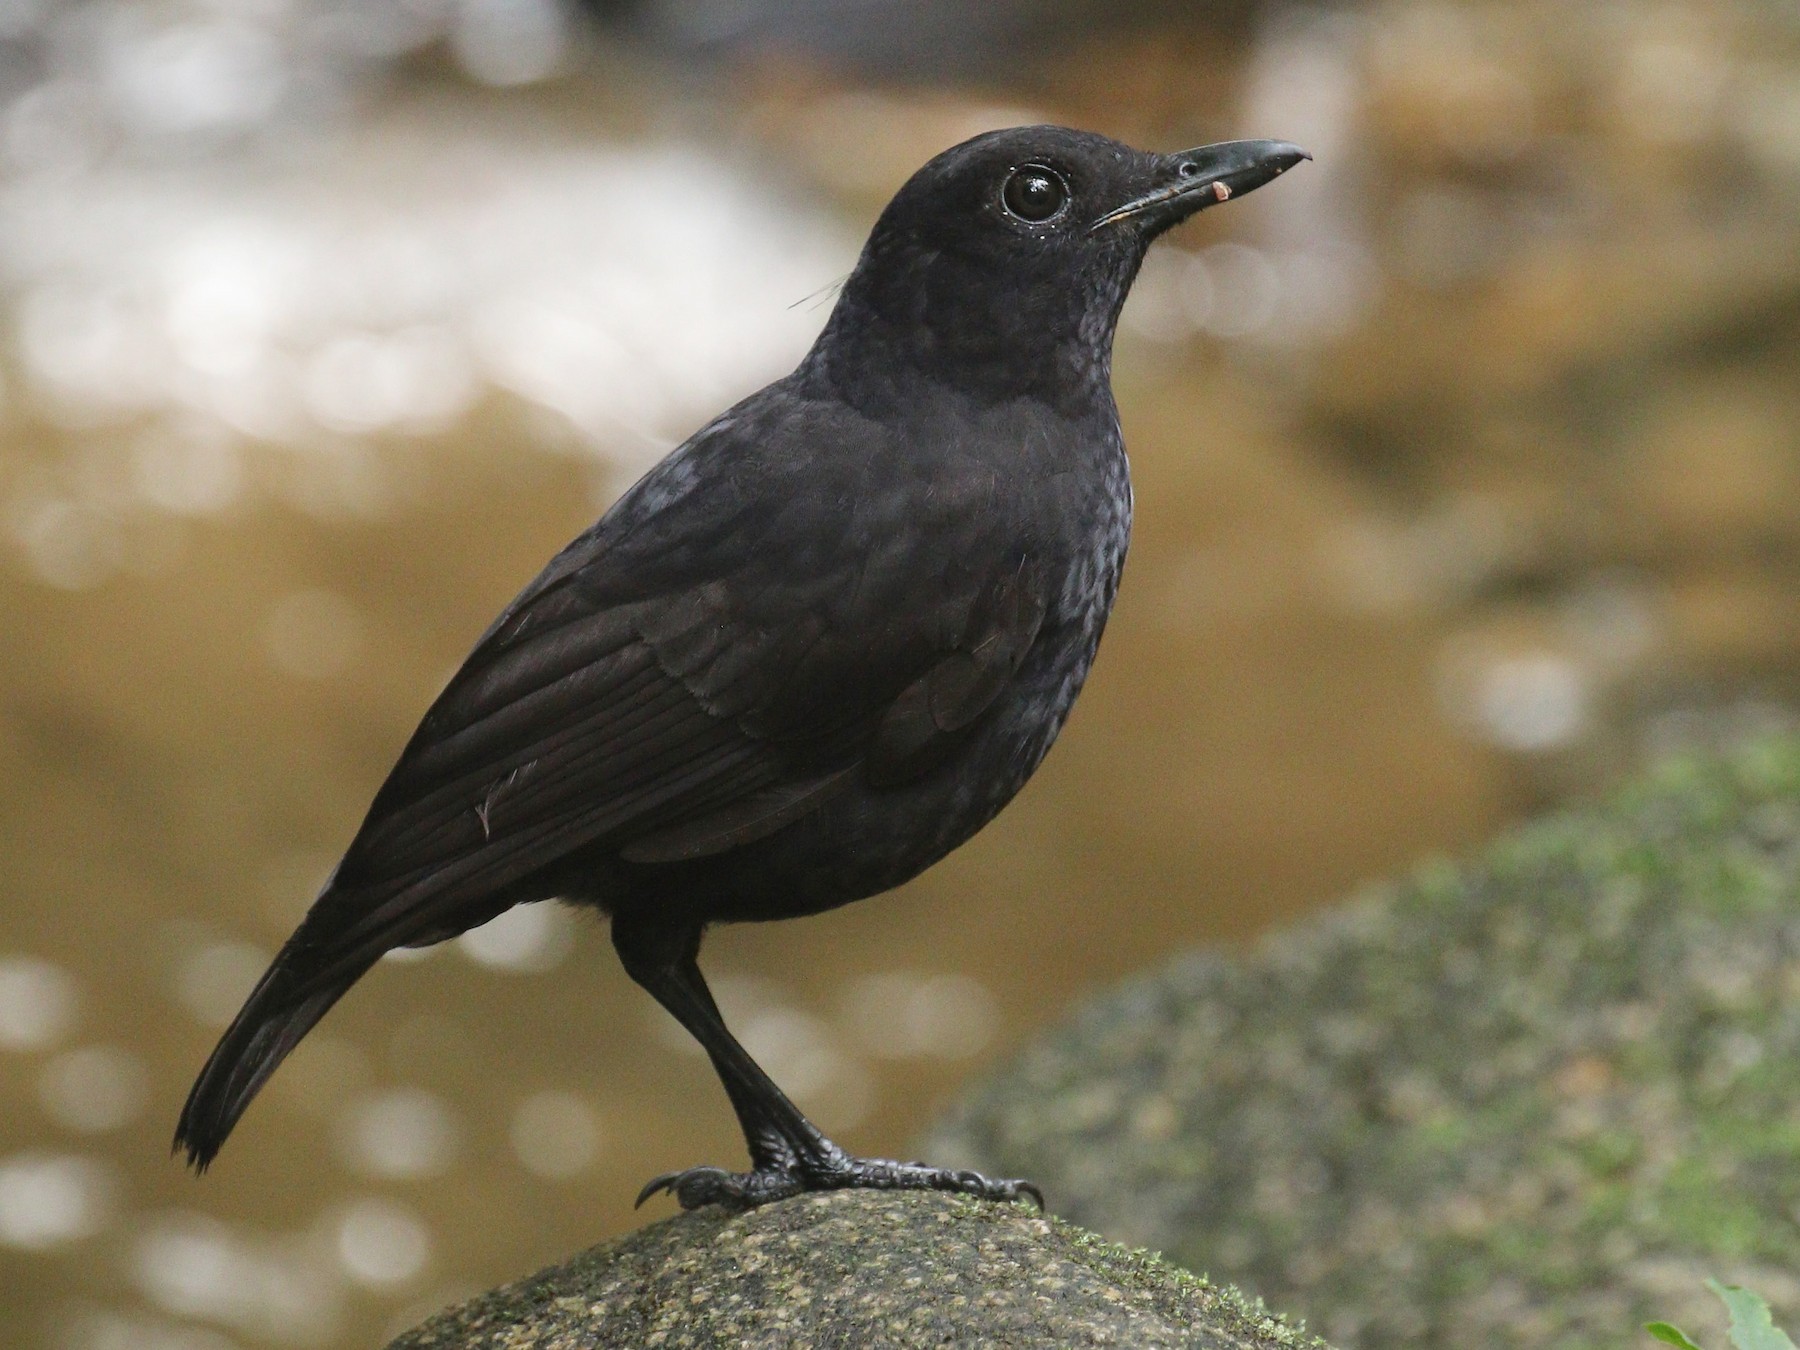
[927,737,1800,1349]
[385,1190,1329,1349]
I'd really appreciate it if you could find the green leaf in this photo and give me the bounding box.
[1647,1321,1706,1350]
[1707,1280,1799,1350]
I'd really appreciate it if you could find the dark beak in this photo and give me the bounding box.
[1091,139,1311,233]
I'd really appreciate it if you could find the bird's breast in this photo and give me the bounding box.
[995,434,1133,771]
[1051,451,1133,628]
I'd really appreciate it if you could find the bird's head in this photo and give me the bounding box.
[811,126,1309,410]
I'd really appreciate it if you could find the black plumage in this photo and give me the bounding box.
[177,126,1307,1209]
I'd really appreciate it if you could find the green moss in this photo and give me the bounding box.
[930,735,1800,1350]
[386,1190,1334,1350]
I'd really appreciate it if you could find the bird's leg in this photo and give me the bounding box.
[667,942,800,1176]
[611,913,1041,1213]
[612,916,798,1177]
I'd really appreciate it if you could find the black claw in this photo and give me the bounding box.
[634,1171,680,1209]
[935,1165,1041,1207]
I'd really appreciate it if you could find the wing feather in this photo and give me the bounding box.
[323,399,1059,952]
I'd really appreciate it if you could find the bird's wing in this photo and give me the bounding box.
[319,400,1049,947]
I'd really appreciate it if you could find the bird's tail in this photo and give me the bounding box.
[173,904,384,1171]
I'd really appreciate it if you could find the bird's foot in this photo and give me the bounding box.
[814,1154,1044,1209]
[635,1150,1043,1213]
[635,1164,805,1211]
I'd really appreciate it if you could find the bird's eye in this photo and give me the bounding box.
[1001,164,1070,224]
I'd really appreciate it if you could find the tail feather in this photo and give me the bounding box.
[175,874,520,1170]
[173,953,372,1171]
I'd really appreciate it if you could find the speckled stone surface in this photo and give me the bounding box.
[927,738,1800,1350]
[385,1190,1328,1350]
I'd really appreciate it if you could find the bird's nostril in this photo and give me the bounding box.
[1177,161,1199,179]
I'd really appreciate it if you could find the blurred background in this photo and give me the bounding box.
[0,0,1797,1346]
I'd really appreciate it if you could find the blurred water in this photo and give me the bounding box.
[0,98,856,548]
[2,2,1799,1348]
[0,957,79,1051]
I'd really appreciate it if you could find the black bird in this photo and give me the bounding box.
[176,126,1307,1210]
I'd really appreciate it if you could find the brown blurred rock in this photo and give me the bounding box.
[1629,376,1800,556]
